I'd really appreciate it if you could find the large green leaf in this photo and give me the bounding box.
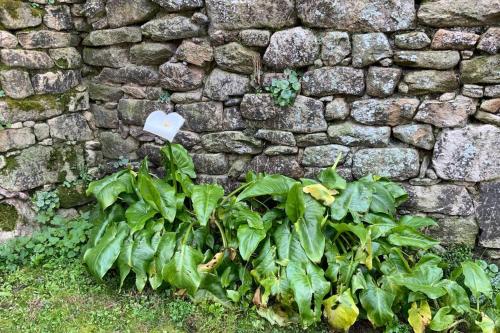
[84,222,130,279]
[191,184,224,226]
[323,289,359,332]
[163,244,204,295]
[237,175,297,201]
[318,167,347,190]
[285,183,305,222]
[137,161,177,222]
[129,229,158,291]
[87,170,135,210]
[125,200,157,232]
[441,279,470,314]
[273,223,309,265]
[388,265,446,299]
[286,261,330,327]
[88,205,124,247]
[149,232,176,290]
[388,227,439,250]
[161,144,196,179]
[237,224,266,261]
[399,215,438,230]
[369,182,396,216]
[429,306,455,332]
[359,287,395,328]
[295,195,325,263]
[462,261,493,299]
[330,181,372,221]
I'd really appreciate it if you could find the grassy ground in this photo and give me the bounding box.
[0,261,331,333]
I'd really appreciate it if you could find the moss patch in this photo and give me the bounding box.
[0,202,18,231]
[57,183,93,209]
[0,0,22,19]
[0,155,18,177]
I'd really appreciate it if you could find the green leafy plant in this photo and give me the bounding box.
[0,89,5,98]
[265,69,301,107]
[83,144,499,332]
[32,190,60,224]
[158,90,171,104]
[0,213,92,272]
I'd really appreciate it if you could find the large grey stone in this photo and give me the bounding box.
[204,69,250,101]
[402,185,474,216]
[254,129,296,146]
[49,48,82,69]
[31,70,80,94]
[417,0,500,27]
[130,42,177,66]
[325,98,350,120]
[394,51,460,70]
[83,27,142,46]
[0,1,42,29]
[366,67,401,97]
[461,55,500,84]
[432,125,500,182]
[142,16,206,41]
[296,0,415,32]
[302,144,350,167]
[118,99,170,126]
[302,67,365,97]
[245,155,304,178]
[0,145,84,192]
[0,95,67,123]
[477,28,500,54]
[295,133,330,147]
[159,62,205,91]
[91,104,119,129]
[152,0,203,12]
[321,31,351,66]
[48,114,93,141]
[477,181,500,248]
[399,70,459,95]
[414,95,477,128]
[353,148,420,180]
[0,49,54,69]
[394,32,431,50]
[206,0,296,30]
[242,94,327,133]
[263,27,319,69]
[88,82,123,102]
[201,131,262,154]
[0,128,35,153]
[0,69,34,99]
[175,102,244,132]
[17,30,78,49]
[0,31,17,48]
[428,216,478,247]
[393,124,435,150]
[97,66,160,86]
[43,5,73,31]
[214,43,260,74]
[352,33,392,68]
[82,46,129,68]
[106,0,158,28]
[351,98,420,126]
[240,29,271,48]
[327,122,390,147]
[192,153,228,175]
[100,132,139,159]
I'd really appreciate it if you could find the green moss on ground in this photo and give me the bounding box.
[0,262,330,333]
[0,203,17,231]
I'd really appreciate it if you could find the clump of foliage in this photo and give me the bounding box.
[265,69,301,107]
[0,213,92,272]
[32,190,60,224]
[83,143,499,332]
[0,89,5,98]
[158,90,171,104]
[439,244,474,276]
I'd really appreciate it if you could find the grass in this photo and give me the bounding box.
[0,260,330,333]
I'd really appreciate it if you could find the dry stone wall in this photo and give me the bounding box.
[0,0,499,260]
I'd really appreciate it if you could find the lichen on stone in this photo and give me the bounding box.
[0,202,17,231]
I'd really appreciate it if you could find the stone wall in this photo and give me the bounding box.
[0,0,499,260]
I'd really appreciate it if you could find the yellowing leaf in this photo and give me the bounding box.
[198,251,224,273]
[475,313,496,333]
[323,289,359,332]
[303,184,338,206]
[408,301,431,333]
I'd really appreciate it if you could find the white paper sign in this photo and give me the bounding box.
[143,111,185,142]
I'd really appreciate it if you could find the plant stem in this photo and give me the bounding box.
[166,141,177,192]
[213,217,228,249]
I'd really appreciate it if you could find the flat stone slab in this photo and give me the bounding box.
[477,181,500,249]
[401,185,474,216]
[352,148,420,180]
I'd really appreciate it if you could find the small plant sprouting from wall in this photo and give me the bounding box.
[265,69,301,107]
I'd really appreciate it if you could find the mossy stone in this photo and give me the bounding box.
[0,202,18,231]
[57,183,93,209]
